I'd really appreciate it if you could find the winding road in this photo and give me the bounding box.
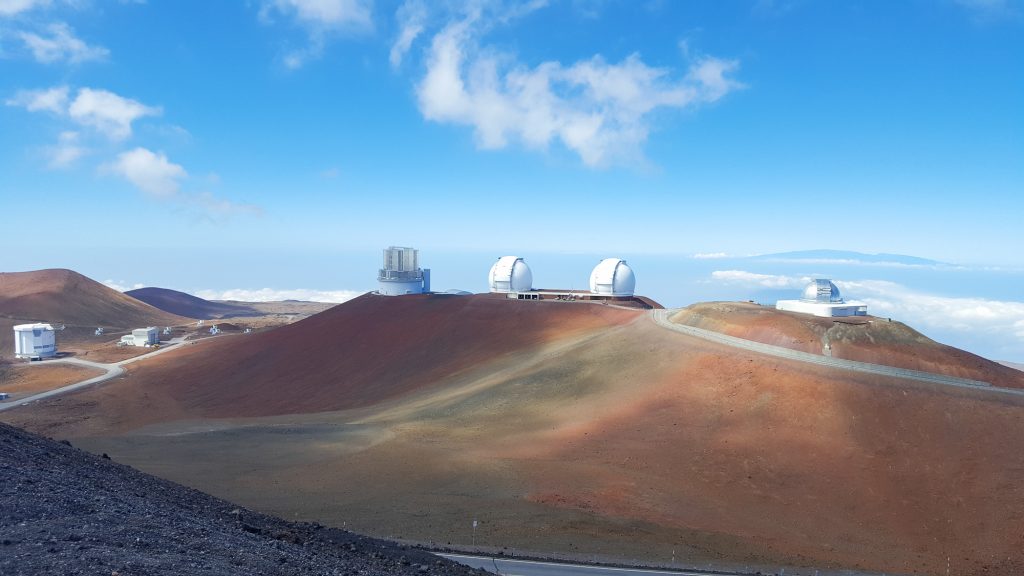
[650,308,1024,398]
[440,554,747,576]
[0,337,189,412]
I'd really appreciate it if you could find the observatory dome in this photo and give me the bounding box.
[488,256,533,293]
[589,258,636,296]
[801,279,844,303]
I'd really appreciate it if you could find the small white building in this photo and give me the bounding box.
[378,246,430,296]
[589,258,636,297]
[488,256,533,293]
[776,279,867,317]
[122,327,159,347]
[13,323,57,359]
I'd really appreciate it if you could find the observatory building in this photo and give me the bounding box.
[776,279,867,317]
[485,255,657,307]
[488,256,533,293]
[589,258,636,297]
[120,327,159,347]
[378,246,430,296]
[13,323,57,359]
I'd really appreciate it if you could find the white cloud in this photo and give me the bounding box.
[5,85,68,113]
[265,0,372,28]
[6,86,159,139]
[102,279,145,292]
[18,22,108,63]
[414,10,743,167]
[693,252,730,259]
[103,148,261,217]
[68,88,160,140]
[186,192,263,217]
[710,270,808,288]
[390,0,425,68]
[0,0,51,17]
[837,279,1024,340]
[194,288,365,303]
[707,269,1024,360]
[46,130,86,168]
[8,83,259,219]
[105,147,186,197]
[260,0,373,68]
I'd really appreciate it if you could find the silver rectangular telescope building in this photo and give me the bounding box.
[378,246,430,296]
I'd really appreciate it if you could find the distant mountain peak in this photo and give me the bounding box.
[751,250,945,267]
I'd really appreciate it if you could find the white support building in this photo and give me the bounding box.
[378,246,430,296]
[121,327,159,347]
[13,323,57,359]
[589,258,636,297]
[776,279,867,317]
[488,256,533,293]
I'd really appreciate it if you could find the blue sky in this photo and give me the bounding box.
[2,0,1023,359]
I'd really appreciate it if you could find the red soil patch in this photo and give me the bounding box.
[488,321,1024,575]
[0,269,190,360]
[673,301,1024,388]
[90,293,641,421]
[0,269,189,328]
[0,362,105,395]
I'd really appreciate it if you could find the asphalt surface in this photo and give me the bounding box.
[440,554,744,576]
[0,337,188,412]
[650,309,1024,398]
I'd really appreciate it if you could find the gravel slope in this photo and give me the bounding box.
[0,421,485,576]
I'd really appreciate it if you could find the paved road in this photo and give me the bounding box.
[650,309,1024,398]
[440,554,744,576]
[0,338,188,412]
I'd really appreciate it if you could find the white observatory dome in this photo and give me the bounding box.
[589,258,636,296]
[801,279,844,303]
[489,256,533,293]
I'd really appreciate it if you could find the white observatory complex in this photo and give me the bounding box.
[589,258,636,297]
[776,279,867,317]
[488,256,533,293]
[13,323,57,359]
[484,255,652,306]
[120,327,159,347]
[378,246,430,296]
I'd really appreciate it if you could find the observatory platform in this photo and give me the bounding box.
[776,279,867,318]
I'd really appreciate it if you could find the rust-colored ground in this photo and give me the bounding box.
[0,362,104,397]
[0,269,189,328]
[0,269,192,360]
[25,293,640,426]
[672,302,1024,388]
[5,295,1024,576]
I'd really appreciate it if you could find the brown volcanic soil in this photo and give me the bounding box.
[21,293,639,425]
[0,269,192,360]
[673,301,1024,388]
[0,362,104,397]
[5,297,1024,575]
[126,286,261,319]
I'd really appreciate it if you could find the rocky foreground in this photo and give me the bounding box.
[0,421,486,576]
